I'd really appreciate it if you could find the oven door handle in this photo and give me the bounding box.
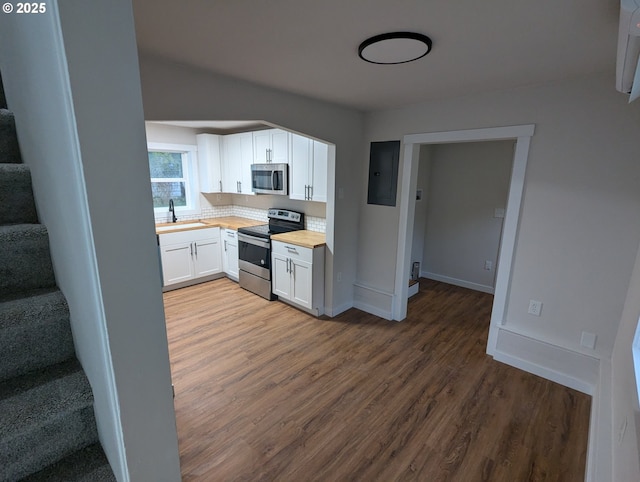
[238,232,271,249]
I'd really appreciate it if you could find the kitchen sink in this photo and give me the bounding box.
[156,222,207,232]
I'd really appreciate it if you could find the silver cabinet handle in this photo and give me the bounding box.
[219,180,222,192]
[194,242,198,256]
[309,185,313,200]
[285,246,298,253]
[224,240,227,252]
[190,243,193,256]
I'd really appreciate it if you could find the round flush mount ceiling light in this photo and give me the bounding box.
[358,32,433,65]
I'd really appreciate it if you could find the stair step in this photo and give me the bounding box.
[21,442,116,482]
[0,109,21,164]
[0,163,38,225]
[0,224,55,295]
[0,289,75,383]
[0,359,99,481]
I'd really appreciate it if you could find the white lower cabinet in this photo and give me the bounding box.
[159,227,222,288]
[221,229,239,281]
[271,240,324,315]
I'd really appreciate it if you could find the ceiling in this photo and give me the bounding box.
[133,0,620,112]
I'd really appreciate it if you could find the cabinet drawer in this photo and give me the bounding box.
[271,240,313,263]
[159,227,219,246]
[223,229,237,241]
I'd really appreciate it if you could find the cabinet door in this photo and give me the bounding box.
[271,129,290,164]
[161,242,194,286]
[271,252,291,299]
[238,133,254,195]
[311,141,328,202]
[290,258,313,309]
[226,240,239,279]
[289,134,312,200]
[222,230,239,280]
[196,133,222,193]
[222,135,241,193]
[253,130,271,163]
[193,237,222,278]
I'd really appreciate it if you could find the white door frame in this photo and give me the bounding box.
[392,124,535,355]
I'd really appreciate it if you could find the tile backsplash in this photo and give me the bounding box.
[155,205,326,233]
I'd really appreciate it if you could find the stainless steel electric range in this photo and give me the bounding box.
[237,208,305,300]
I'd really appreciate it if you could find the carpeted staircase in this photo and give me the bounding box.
[0,75,116,481]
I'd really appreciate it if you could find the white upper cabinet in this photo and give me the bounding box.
[196,134,223,193]
[253,129,290,164]
[289,133,328,202]
[222,132,254,194]
[290,134,312,201]
[311,140,328,203]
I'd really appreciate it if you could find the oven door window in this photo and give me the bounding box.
[239,240,271,270]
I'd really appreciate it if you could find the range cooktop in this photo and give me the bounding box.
[237,208,305,240]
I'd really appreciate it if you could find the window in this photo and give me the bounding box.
[148,142,199,215]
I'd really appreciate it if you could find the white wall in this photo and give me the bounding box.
[420,141,512,292]
[0,1,181,480]
[410,146,432,270]
[146,121,198,145]
[138,54,364,315]
[362,73,640,363]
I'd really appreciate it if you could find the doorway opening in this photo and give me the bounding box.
[412,140,514,295]
[393,125,535,355]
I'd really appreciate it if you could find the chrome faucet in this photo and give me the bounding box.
[168,199,177,223]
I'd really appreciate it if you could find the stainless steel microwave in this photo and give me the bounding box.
[251,163,288,195]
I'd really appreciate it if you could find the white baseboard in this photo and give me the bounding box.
[353,282,394,320]
[421,271,494,294]
[325,301,353,318]
[585,358,612,482]
[493,328,599,395]
[352,300,393,320]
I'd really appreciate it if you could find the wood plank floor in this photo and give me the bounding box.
[163,278,591,481]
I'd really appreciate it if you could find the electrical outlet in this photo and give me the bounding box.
[484,260,492,271]
[581,331,597,350]
[528,300,542,316]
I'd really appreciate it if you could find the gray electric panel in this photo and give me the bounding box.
[367,140,400,206]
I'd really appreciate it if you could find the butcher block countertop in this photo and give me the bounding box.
[201,216,265,231]
[271,230,326,249]
[155,216,264,234]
